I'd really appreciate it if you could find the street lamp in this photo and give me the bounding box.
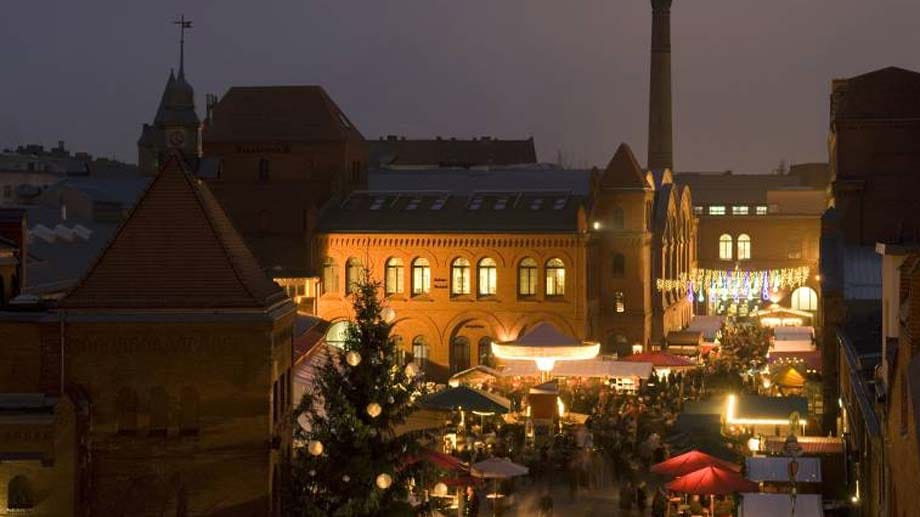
[782,434,803,517]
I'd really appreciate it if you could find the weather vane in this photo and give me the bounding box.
[173,15,193,75]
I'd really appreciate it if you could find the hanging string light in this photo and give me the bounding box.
[656,266,810,300]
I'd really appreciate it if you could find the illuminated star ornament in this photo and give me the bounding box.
[491,322,599,372]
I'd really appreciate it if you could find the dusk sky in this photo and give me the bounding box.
[2,0,918,172]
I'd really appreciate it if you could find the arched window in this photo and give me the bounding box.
[518,258,538,296]
[346,257,364,293]
[258,158,270,180]
[719,234,733,260]
[612,206,625,230]
[612,253,625,277]
[478,337,494,367]
[7,475,34,510]
[412,336,429,372]
[322,258,337,294]
[451,258,471,295]
[179,387,200,436]
[411,258,431,295]
[737,234,751,261]
[325,320,349,349]
[149,386,169,436]
[451,336,471,373]
[384,257,404,295]
[116,387,138,435]
[391,335,406,365]
[478,258,497,296]
[791,286,818,312]
[545,258,566,296]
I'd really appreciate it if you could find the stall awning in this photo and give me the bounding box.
[745,456,821,483]
[498,359,653,379]
[623,352,697,368]
[420,386,510,414]
[666,331,703,347]
[740,493,823,517]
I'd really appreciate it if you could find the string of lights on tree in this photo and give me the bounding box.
[655,266,811,303]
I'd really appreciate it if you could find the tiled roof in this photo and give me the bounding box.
[203,86,364,143]
[370,137,536,168]
[318,189,585,234]
[60,153,287,310]
[369,167,592,195]
[600,143,649,190]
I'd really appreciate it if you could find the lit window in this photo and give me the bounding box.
[478,258,498,296]
[737,234,751,260]
[732,205,749,216]
[451,258,471,295]
[346,257,364,293]
[719,234,733,260]
[518,258,538,296]
[385,257,404,295]
[756,205,768,215]
[322,258,337,294]
[545,258,566,296]
[412,336,429,372]
[411,258,431,295]
[693,206,703,215]
[790,287,818,311]
[615,291,625,313]
[708,205,726,216]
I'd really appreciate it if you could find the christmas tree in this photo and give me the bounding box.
[288,273,425,516]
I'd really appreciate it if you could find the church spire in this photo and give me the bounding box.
[174,15,192,78]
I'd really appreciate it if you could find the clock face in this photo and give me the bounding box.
[167,129,186,148]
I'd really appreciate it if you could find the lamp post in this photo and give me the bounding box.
[782,434,803,517]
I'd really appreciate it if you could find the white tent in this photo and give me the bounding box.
[739,493,823,517]
[687,315,724,343]
[498,359,653,379]
[745,457,821,483]
[772,326,815,353]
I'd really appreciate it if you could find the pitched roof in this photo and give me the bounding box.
[600,144,649,190]
[60,153,287,310]
[369,137,537,168]
[203,86,364,143]
[833,66,920,120]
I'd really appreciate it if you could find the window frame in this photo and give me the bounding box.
[346,257,364,293]
[411,257,431,295]
[719,234,733,260]
[384,257,404,295]
[545,258,566,296]
[518,258,538,296]
[451,257,472,296]
[477,257,498,297]
[708,205,726,216]
[737,234,751,261]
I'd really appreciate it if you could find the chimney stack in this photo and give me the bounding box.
[647,0,674,171]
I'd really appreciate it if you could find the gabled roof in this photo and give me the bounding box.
[600,144,650,190]
[60,153,286,310]
[834,66,920,120]
[203,86,364,143]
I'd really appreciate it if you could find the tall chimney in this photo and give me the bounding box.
[647,0,673,171]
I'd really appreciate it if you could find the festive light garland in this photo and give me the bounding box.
[655,266,811,303]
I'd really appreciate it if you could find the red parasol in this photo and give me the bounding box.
[665,465,758,495]
[651,450,741,478]
[400,448,468,472]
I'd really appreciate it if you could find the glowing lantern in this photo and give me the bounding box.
[307,440,324,456]
[376,473,393,489]
[366,402,382,418]
[346,350,362,367]
[432,482,448,496]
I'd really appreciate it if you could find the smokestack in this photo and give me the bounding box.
[647,0,673,171]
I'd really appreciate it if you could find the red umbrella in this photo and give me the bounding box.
[400,448,468,472]
[664,465,758,495]
[651,450,740,478]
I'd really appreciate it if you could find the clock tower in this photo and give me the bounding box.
[138,17,200,175]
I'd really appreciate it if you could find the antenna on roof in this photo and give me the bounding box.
[173,15,193,78]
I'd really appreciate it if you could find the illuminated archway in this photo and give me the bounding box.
[790,286,818,312]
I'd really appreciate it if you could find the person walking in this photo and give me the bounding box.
[463,485,480,517]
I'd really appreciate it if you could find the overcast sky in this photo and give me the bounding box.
[2,0,918,172]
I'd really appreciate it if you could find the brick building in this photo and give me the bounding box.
[315,144,696,380]
[0,155,299,515]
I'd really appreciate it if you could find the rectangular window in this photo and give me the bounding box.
[755,205,768,215]
[732,205,749,216]
[452,261,471,295]
[478,263,497,296]
[519,265,537,296]
[615,291,625,313]
[708,205,726,216]
[412,262,431,295]
[693,206,703,215]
